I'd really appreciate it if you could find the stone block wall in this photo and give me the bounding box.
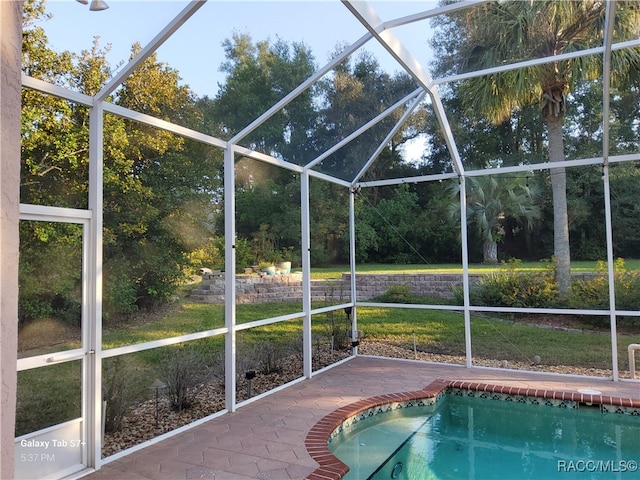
[189,273,349,304]
[189,271,598,305]
[343,273,482,301]
[189,272,478,304]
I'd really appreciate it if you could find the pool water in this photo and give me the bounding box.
[330,394,640,479]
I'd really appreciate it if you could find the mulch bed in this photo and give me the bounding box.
[101,341,624,458]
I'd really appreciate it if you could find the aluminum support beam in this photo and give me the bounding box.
[103,103,227,149]
[358,154,640,190]
[306,88,422,171]
[301,172,312,378]
[459,176,472,368]
[22,74,93,106]
[348,187,358,355]
[223,146,237,411]
[229,33,372,146]
[383,0,488,30]
[96,1,206,101]
[434,38,640,87]
[342,1,465,176]
[353,90,427,185]
[602,0,619,381]
[88,103,104,469]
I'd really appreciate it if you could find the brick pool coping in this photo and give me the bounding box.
[303,379,640,480]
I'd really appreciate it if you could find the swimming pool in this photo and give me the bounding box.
[311,382,640,480]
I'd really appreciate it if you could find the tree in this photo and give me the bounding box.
[22,1,223,319]
[212,35,320,264]
[21,0,88,208]
[103,44,219,310]
[438,0,640,292]
[315,51,417,181]
[213,33,318,164]
[448,175,542,264]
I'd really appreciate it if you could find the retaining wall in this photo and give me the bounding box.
[189,272,483,304]
[189,271,598,305]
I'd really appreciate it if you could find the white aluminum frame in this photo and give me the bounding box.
[17,205,92,479]
[16,0,640,477]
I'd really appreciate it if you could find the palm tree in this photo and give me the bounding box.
[448,175,542,264]
[452,0,640,292]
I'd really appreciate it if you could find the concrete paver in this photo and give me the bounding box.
[85,356,640,480]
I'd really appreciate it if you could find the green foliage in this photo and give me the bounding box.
[460,258,640,327]
[463,259,560,308]
[187,237,253,271]
[431,0,640,288]
[215,33,317,152]
[20,0,640,325]
[236,322,303,378]
[18,221,83,327]
[103,256,139,321]
[447,175,543,264]
[185,239,224,273]
[570,259,640,327]
[234,237,254,269]
[609,163,640,258]
[21,7,221,319]
[372,283,454,306]
[355,184,425,264]
[374,283,412,302]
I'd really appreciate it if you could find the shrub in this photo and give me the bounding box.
[569,261,610,310]
[18,245,82,327]
[236,339,291,376]
[374,283,413,303]
[161,346,213,412]
[375,284,453,305]
[570,259,640,327]
[102,357,130,433]
[103,257,139,322]
[326,309,351,350]
[464,259,560,308]
[102,356,151,433]
[255,340,285,375]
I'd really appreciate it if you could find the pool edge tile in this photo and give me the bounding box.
[303,378,638,479]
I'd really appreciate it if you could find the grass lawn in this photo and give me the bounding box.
[18,261,640,437]
[308,259,640,279]
[355,306,640,369]
[99,299,640,370]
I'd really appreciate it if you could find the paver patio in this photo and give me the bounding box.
[85,356,640,480]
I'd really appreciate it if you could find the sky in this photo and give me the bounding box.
[41,0,438,99]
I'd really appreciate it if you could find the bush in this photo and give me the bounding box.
[463,259,560,308]
[103,257,139,323]
[256,340,285,375]
[18,244,82,327]
[236,339,290,376]
[161,346,213,412]
[186,239,224,273]
[103,357,131,433]
[570,259,640,327]
[374,283,414,303]
[374,284,453,305]
[18,297,54,326]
